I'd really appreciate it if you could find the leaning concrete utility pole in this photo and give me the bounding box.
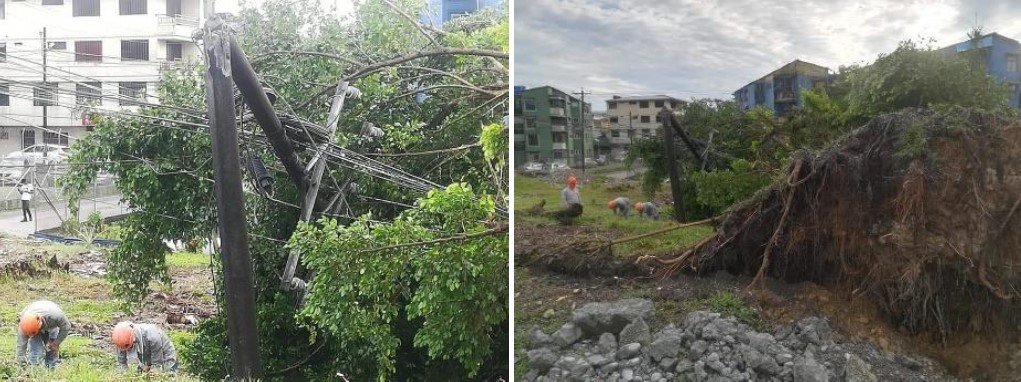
[202,16,262,379]
[572,88,591,173]
[660,108,686,222]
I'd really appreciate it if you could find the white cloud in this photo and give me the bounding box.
[515,0,1021,110]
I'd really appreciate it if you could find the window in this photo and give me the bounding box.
[43,131,70,146]
[527,134,538,145]
[655,100,664,108]
[609,117,618,123]
[524,98,536,111]
[119,82,146,105]
[0,129,8,140]
[0,84,8,106]
[553,151,564,159]
[640,115,650,123]
[121,40,149,61]
[0,43,5,63]
[611,130,620,138]
[77,82,101,105]
[0,0,5,20]
[119,0,146,14]
[639,101,649,108]
[642,129,651,135]
[42,0,63,4]
[22,130,35,148]
[33,83,56,106]
[166,42,183,61]
[165,0,180,15]
[655,115,662,123]
[608,101,616,109]
[552,134,565,143]
[1009,54,1019,73]
[73,0,100,16]
[49,41,67,51]
[75,41,102,62]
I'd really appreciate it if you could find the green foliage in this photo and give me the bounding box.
[689,160,772,215]
[293,184,507,380]
[708,292,762,329]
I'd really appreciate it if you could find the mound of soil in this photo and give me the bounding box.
[516,224,640,276]
[661,108,1021,351]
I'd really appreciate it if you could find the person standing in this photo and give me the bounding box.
[17,178,33,222]
[112,321,179,374]
[15,300,71,368]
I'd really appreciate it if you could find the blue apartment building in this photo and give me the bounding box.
[421,0,502,25]
[733,60,830,117]
[941,32,1021,109]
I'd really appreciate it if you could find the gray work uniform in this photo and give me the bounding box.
[611,197,632,218]
[15,300,71,367]
[641,202,661,220]
[117,323,178,373]
[562,187,581,206]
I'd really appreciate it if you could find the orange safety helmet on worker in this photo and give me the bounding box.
[112,322,135,351]
[19,313,43,337]
[635,202,645,212]
[566,176,578,188]
[607,199,618,209]
[114,321,179,374]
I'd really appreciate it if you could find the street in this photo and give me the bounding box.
[0,194,126,238]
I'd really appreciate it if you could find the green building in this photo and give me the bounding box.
[514,85,591,168]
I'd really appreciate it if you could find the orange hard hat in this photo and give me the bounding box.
[112,322,135,351]
[567,176,577,187]
[636,202,645,212]
[608,199,618,209]
[19,312,43,337]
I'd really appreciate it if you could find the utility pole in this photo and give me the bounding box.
[661,108,685,222]
[628,110,634,146]
[40,28,47,148]
[572,88,591,173]
[202,16,262,379]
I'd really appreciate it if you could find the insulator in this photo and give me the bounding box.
[248,156,274,196]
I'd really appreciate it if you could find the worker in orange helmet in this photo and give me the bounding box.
[113,321,179,374]
[607,197,632,218]
[548,175,583,224]
[15,300,71,368]
[635,201,661,220]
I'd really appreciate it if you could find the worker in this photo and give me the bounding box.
[16,178,33,222]
[607,197,632,218]
[15,300,71,368]
[113,321,179,374]
[547,176,583,224]
[636,201,661,220]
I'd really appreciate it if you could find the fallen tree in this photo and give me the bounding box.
[644,107,1021,338]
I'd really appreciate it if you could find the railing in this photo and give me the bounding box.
[157,14,200,27]
[550,124,566,132]
[550,107,566,117]
[552,142,567,150]
[159,60,184,71]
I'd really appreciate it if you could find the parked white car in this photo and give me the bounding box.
[549,162,571,172]
[520,161,545,175]
[0,144,71,182]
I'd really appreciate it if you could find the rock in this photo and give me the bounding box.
[554,355,592,380]
[740,344,781,376]
[587,354,610,367]
[603,361,620,372]
[648,327,683,362]
[618,343,642,359]
[571,299,654,336]
[795,317,835,346]
[688,340,709,360]
[527,348,558,373]
[659,356,678,371]
[650,372,663,381]
[542,308,556,319]
[793,356,829,382]
[705,352,726,372]
[526,326,552,349]
[552,322,583,348]
[619,317,652,346]
[776,353,794,364]
[523,369,539,382]
[844,353,878,382]
[895,354,923,371]
[621,368,634,381]
[598,332,618,353]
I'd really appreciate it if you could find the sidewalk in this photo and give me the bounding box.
[0,194,126,238]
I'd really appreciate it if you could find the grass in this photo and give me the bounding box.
[166,251,211,270]
[514,175,713,256]
[0,245,202,381]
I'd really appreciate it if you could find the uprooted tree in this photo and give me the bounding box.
[59,0,508,380]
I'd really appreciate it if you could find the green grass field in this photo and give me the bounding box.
[515,175,713,257]
[0,246,201,381]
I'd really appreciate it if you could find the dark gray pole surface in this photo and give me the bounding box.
[204,24,262,379]
[661,108,686,222]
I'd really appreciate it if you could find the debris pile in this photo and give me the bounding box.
[523,299,949,381]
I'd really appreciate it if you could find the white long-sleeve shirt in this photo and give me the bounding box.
[561,187,581,206]
[117,323,178,372]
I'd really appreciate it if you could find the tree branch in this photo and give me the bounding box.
[381,0,440,48]
[358,224,508,254]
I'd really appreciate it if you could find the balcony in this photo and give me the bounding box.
[551,124,567,132]
[550,107,566,117]
[157,14,201,40]
[552,142,567,150]
[158,60,185,72]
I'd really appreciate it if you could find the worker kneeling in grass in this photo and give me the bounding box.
[636,201,660,220]
[15,300,71,368]
[113,321,179,374]
[547,176,584,225]
[608,197,632,218]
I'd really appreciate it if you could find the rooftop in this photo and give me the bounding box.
[607,95,680,102]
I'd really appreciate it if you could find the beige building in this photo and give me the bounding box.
[605,95,682,155]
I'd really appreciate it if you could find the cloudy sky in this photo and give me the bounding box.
[514,0,1021,111]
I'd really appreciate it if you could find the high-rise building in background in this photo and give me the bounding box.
[0,0,205,156]
[421,0,501,26]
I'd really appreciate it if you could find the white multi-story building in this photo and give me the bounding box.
[0,0,204,155]
[604,95,682,156]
